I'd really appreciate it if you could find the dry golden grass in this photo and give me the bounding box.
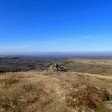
[0,78,18,84]
[70,58,112,65]
[0,71,112,112]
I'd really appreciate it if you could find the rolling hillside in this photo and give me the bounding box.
[0,71,112,112]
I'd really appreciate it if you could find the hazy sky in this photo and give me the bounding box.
[0,0,112,54]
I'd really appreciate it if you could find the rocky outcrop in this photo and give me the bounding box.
[46,63,67,72]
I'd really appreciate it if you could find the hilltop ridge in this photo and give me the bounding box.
[0,71,112,112]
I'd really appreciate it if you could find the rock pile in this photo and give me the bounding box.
[46,63,67,72]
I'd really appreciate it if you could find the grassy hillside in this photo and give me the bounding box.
[0,71,112,112]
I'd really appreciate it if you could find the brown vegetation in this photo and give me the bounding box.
[0,78,18,84]
[0,71,112,112]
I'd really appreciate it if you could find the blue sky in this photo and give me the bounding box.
[0,0,112,54]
